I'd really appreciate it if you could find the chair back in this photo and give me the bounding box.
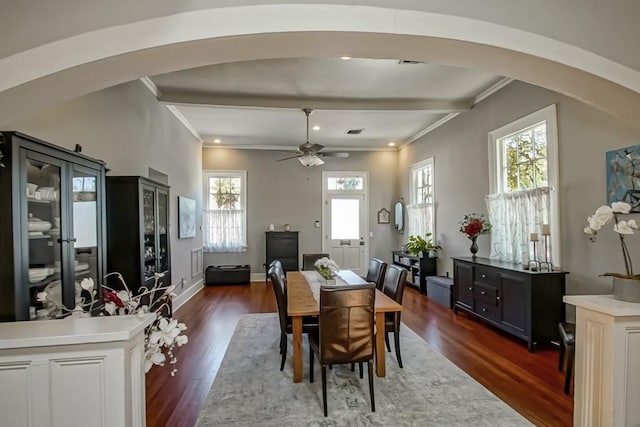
[318,284,375,365]
[382,264,408,304]
[302,253,330,271]
[268,260,286,285]
[268,262,288,334]
[365,258,387,290]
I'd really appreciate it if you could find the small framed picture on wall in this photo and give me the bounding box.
[377,208,390,224]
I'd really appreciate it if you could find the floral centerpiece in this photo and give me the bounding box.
[36,272,188,375]
[459,213,492,258]
[314,257,339,280]
[584,201,640,302]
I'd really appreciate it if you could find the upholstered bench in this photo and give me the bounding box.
[426,276,453,308]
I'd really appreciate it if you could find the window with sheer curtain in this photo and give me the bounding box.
[203,171,247,252]
[487,105,560,266]
[407,158,434,238]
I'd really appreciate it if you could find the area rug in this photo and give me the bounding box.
[196,313,531,426]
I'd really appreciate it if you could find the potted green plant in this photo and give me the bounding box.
[405,233,442,258]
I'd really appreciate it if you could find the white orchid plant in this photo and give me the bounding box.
[314,257,340,280]
[36,272,188,375]
[584,201,638,279]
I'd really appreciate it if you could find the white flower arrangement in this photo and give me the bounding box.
[36,272,188,375]
[584,201,638,278]
[314,257,340,280]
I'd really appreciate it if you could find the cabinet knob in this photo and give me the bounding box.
[496,296,500,301]
[482,308,487,312]
[481,274,487,278]
[468,286,472,291]
[481,291,486,295]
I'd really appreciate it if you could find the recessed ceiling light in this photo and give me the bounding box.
[340,56,352,60]
[388,142,396,147]
[213,139,221,144]
[312,125,321,131]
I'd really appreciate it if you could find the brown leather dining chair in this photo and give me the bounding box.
[365,257,387,290]
[309,283,376,417]
[302,253,330,271]
[268,260,317,371]
[382,264,408,368]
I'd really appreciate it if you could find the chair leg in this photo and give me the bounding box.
[351,363,355,371]
[558,341,565,372]
[394,324,403,369]
[321,365,328,417]
[564,346,574,395]
[280,333,287,371]
[367,359,375,412]
[359,362,363,379]
[309,347,314,383]
[385,331,391,352]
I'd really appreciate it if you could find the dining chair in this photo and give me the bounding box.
[309,283,376,417]
[302,253,330,270]
[268,261,317,371]
[365,258,387,290]
[381,264,408,368]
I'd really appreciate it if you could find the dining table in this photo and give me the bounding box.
[286,269,403,383]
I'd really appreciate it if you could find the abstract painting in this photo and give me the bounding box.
[178,196,196,238]
[606,144,640,212]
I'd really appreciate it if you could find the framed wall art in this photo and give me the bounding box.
[606,144,640,212]
[377,208,390,224]
[178,196,196,238]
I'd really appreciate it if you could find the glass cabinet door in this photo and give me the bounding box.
[142,186,156,280]
[25,154,63,319]
[71,167,101,305]
[157,189,169,274]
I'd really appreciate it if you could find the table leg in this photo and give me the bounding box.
[292,316,303,383]
[375,313,386,377]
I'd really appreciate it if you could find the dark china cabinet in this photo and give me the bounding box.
[453,257,568,352]
[265,231,299,273]
[0,132,107,321]
[106,176,171,293]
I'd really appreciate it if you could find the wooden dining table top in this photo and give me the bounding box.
[287,270,402,316]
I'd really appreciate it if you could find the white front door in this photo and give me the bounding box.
[322,172,368,275]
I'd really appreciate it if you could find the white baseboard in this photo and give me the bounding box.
[173,278,204,311]
[251,272,267,282]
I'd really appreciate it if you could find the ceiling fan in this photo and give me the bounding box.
[278,108,349,167]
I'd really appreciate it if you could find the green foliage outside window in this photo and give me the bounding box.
[503,123,548,192]
[209,177,241,209]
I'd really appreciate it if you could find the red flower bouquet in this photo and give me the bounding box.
[459,213,491,238]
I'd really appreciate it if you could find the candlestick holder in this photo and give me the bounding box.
[539,234,553,271]
[527,240,542,271]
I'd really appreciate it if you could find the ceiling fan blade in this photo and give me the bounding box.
[318,152,349,158]
[277,154,302,161]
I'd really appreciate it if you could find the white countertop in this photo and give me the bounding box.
[0,314,156,350]
[564,295,640,317]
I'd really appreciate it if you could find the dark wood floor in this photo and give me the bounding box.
[146,282,573,426]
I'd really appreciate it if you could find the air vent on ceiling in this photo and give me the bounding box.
[346,129,364,135]
[398,59,426,65]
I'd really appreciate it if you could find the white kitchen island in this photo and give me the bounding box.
[564,295,640,427]
[0,314,154,427]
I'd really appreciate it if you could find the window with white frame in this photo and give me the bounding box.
[203,171,247,252]
[487,104,560,266]
[407,158,434,238]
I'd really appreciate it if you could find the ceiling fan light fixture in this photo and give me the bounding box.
[298,155,324,167]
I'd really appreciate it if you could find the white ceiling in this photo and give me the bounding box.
[149,57,508,151]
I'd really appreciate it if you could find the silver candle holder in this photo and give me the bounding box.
[527,227,552,272]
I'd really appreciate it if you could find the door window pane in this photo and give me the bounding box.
[331,199,359,239]
[72,169,99,298]
[143,188,156,279]
[327,177,363,190]
[158,192,169,273]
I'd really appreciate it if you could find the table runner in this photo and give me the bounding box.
[300,270,351,301]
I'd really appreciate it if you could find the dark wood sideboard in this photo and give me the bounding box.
[392,251,437,294]
[453,257,567,352]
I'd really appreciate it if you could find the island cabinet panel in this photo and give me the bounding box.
[453,257,568,352]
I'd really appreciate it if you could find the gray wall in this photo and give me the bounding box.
[202,148,399,274]
[9,81,203,296]
[399,81,640,316]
